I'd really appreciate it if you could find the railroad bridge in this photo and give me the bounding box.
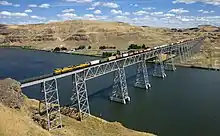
[20,37,205,130]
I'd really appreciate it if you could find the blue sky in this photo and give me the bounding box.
[0,0,220,28]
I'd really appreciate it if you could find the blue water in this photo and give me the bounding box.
[1,48,220,136]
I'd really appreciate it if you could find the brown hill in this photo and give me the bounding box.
[0,78,156,136]
[0,20,201,50]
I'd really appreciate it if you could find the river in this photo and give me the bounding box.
[0,48,220,136]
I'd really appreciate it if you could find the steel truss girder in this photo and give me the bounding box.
[134,61,151,89]
[110,66,130,104]
[40,78,62,130]
[71,71,90,120]
[153,54,167,78]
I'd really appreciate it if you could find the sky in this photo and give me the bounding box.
[0,0,220,28]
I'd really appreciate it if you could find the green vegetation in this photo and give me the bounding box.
[53,47,61,52]
[76,45,86,50]
[21,46,32,49]
[99,46,116,50]
[128,44,148,50]
[61,47,67,50]
[102,52,113,57]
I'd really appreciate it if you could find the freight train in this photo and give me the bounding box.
[53,37,204,75]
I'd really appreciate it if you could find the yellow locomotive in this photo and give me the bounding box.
[53,63,89,75]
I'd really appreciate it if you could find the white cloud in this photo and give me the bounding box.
[198,9,214,13]
[103,2,119,8]
[150,12,164,15]
[169,8,189,14]
[94,10,102,14]
[62,8,75,13]
[84,14,94,17]
[87,7,95,10]
[172,0,220,6]
[143,7,156,10]
[111,9,122,14]
[31,15,46,20]
[64,0,93,3]
[111,10,130,16]
[164,13,175,17]
[25,9,32,13]
[0,1,12,6]
[0,1,20,7]
[39,4,50,8]
[133,10,148,16]
[92,2,101,7]
[0,11,28,17]
[124,12,130,16]
[28,4,37,8]
[57,13,77,19]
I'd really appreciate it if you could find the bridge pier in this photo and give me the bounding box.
[153,55,166,78]
[178,47,183,63]
[71,71,90,120]
[134,61,151,90]
[110,67,130,104]
[40,78,62,130]
[164,52,176,71]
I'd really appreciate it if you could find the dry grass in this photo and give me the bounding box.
[0,103,51,136]
[0,98,156,136]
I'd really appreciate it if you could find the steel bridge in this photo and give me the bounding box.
[20,37,205,130]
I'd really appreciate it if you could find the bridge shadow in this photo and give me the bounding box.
[88,65,156,101]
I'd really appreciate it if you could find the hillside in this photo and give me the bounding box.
[0,20,201,50]
[0,78,156,136]
[0,20,220,67]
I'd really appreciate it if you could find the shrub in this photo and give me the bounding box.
[53,47,60,52]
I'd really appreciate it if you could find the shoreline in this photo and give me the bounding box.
[0,45,102,58]
[1,45,219,71]
[175,63,220,71]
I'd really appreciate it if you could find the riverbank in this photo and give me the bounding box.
[175,63,220,71]
[0,78,156,136]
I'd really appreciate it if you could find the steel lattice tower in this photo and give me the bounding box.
[110,67,130,104]
[134,61,151,89]
[153,54,167,78]
[40,78,62,130]
[71,71,90,120]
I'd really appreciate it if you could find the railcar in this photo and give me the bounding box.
[122,53,128,57]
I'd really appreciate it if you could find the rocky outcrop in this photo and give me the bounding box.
[0,78,24,109]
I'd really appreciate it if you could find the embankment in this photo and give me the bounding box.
[0,78,156,136]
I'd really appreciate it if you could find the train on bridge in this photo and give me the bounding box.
[53,38,195,75]
[21,37,200,84]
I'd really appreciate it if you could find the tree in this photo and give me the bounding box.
[77,45,85,50]
[53,47,60,52]
[99,46,106,50]
[102,52,112,57]
[142,44,146,49]
[116,50,121,55]
[61,47,67,50]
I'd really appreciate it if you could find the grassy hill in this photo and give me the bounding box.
[0,78,155,136]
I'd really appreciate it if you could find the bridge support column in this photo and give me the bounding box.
[134,61,151,89]
[40,78,62,130]
[110,67,130,104]
[153,55,166,78]
[165,54,176,71]
[178,47,183,63]
[71,71,90,120]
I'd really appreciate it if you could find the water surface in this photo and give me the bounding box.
[1,48,220,136]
